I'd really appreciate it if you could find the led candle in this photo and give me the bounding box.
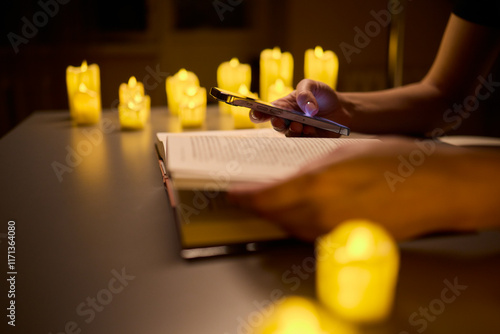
[217,58,251,114]
[66,60,101,121]
[179,85,206,127]
[260,47,293,102]
[118,76,151,130]
[231,84,257,129]
[267,78,293,103]
[305,46,339,89]
[256,296,359,334]
[166,69,199,115]
[73,83,101,125]
[316,219,399,323]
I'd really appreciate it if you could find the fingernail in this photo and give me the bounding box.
[305,101,318,116]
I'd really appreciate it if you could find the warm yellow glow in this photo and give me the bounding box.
[337,267,371,309]
[257,296,359,334]
[229,57,240,67]
[66,60,101,124]
[272,46,282,59]
[260,47,294,102]
[238,84,250,96]
[128,76,137,88]
[217,58,252,114]
[345,227,375,261]
[316,219,400,323]
[314,46,324,58]
[268,79,293,102]
[166,69,200,115]
[118,77,150,130]
[178,86,206,127]
[275,79,285,93]
[185,86,198,97]
[178,68,188,81]
[304,47,339,89]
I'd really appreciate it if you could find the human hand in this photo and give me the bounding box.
[228,137,495,241]
[250,79,352,137]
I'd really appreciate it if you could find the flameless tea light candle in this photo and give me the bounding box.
[256,296,359,334]
[316,220,399,323]
[179,85,206,127]
[217,57,251,114]
[231,84,257,129]
[166,68,199,115]
[305,46,339,89]
[66,60,102,124]
[118,76,151,130]
[267,78,293,103]
[73,83,101,125]
[260,47,293,102]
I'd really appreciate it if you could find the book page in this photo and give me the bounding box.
[166,134,372,187]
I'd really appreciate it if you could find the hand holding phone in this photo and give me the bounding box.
[210,87,350,136]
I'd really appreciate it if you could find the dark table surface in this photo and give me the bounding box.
[1,108,500,334]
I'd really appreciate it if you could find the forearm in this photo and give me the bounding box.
[338,14,500,137]
[338,82,451,135]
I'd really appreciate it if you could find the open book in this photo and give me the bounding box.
[157,129,374,190]
[156,128,377,258]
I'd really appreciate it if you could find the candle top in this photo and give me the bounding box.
[128,76,137,87]
[314,46,324,58]
[229,58,240,67]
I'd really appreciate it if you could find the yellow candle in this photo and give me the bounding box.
[179,85,206,127]
[260,47,293,102]
[66,60,101,121]
[256,296,359,334]
[118,76,150,130]
[267,78,293,103]
[305,46,339,89]
[316,219,399,323]
[166,69,199,115]
[230,84,257,129]
[217,58,251,114]
[73,83,101,125]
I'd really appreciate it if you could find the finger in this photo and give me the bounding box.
[286,121,303,137]
[295,79,321,116]
[270,117,288,134]
[250,109,271,123]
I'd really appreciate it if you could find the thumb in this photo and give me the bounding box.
[295,79,320,116]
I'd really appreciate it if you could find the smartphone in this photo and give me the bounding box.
[210,87,350,136]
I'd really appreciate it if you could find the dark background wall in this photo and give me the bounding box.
[1,0,465,138]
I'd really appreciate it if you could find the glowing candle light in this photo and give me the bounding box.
[230,84,257,129]
[260,47,293,102]
[305,46,339,89]
[73,83,101,125]
[66,60,101,123]
[179,85,206,127]
[166,68,199,115]
[217,57,252,114]
[256,296,359,334]
[118,76,151,130]
[316,220,399,323]
[267,78,293,103]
